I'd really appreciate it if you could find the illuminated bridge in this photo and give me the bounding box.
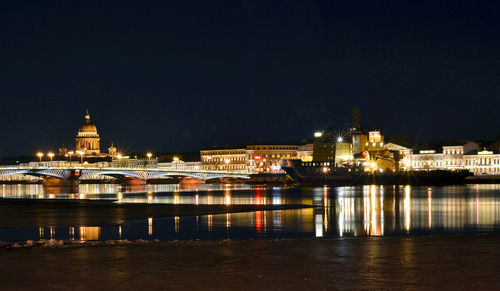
[0,164,250,186]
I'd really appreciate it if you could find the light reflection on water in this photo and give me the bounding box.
[1,184,500,241]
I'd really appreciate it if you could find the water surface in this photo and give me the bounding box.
[1,183,500,241]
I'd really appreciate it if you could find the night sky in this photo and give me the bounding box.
[1,0,499,157]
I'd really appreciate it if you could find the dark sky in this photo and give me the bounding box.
[1,0,499,157]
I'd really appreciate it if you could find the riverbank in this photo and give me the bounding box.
[0,198,311,228]
[1,235,499,290]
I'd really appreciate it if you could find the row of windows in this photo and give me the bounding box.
[472,167,500,174]
[202,157,246,162]
[249,146,297,150]
[250,154,295,159]
[416,158,500,167]
[465,158,500,165]
[202,151,246,156]
[414,160,465,167]
[201,165,246,170]
[302,162,333,167]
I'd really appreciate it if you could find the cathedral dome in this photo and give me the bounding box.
[75,110,101,155]
[78,110,98,133]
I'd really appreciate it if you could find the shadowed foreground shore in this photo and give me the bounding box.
[0,198,311,228]
[1,235,500,290]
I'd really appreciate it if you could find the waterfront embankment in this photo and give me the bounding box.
[0,198,311,228]
[1,235,500,289]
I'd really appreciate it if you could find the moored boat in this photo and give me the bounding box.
[281,159,472,186]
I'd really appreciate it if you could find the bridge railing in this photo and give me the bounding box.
[1,161,254,175]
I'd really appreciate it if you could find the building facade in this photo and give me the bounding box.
[312,131,336,162]
[335,142,353,166]
[297,143,313,162]
[411,142,500,175]
[200,144,307,173]
[464,150,500,175]
[200,148,248,172]
[246,145,299,173]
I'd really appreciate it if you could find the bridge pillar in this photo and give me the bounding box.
[179,177,205,184]
[42,169,80,188]
[121,177,147,186]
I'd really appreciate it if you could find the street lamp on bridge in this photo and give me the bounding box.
[48,152,54,163]
[77,150,84,164]
[146,152,152,160]
[68,151,74,166]
[36,152,44,163]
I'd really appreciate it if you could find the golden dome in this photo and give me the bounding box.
[78,110,98,133]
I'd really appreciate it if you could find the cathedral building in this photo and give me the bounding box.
[75,110,101,155]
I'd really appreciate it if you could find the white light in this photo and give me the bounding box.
[314,131,323,138]
[337,137,343,143]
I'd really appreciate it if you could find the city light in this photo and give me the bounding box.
[36,152,43,163]
[77,150,84,163]
[48,152,54,162]
[314,131,323,138]
[337,137,343,143]
[146,152,152,160]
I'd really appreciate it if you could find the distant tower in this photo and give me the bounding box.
[352,106,361,130]
[108,143,118,156]
[59,144,68,156]
[75,110,101,155]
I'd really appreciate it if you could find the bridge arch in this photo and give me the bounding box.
[0,169,67,179]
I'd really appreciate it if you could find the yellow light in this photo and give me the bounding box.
[173,156,180,162]
[68,151,74,155]
[322,167,329,173]
[117,154,122,159]
[48,152,54,158]
[146,152,152,159]
[36,152,43,158]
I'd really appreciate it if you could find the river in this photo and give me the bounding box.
[1,183,500,242]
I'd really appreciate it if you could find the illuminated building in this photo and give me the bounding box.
[297,143,313,162]
[412,142,478,170]
[200,148,248,172]
[312,131,336,162]
[384,143,413,170]
[411,141,500,175]
[349,129,398,171]
[247,145,299,173]
[200,145,301,173]
[75,110,101,155]
[335,142,353,166]
[108,143,118,156]
[412,150,443,169]
[352,130,367,154]
[464,150,500,175]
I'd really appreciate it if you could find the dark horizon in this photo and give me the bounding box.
[1,0,499,157]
